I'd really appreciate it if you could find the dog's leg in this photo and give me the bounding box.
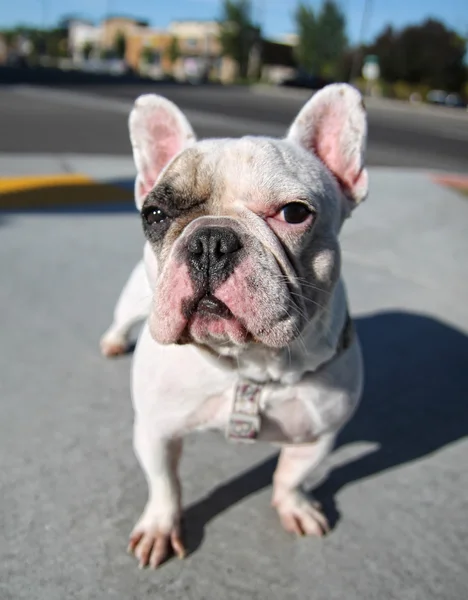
[128,420,185,568]
[100,259,151,357]
[272,433,335,536]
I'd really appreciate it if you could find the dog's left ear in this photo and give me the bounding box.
[287,84,368,206]
[129,94,196,209]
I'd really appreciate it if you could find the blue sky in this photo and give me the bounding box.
[2,0,467,43]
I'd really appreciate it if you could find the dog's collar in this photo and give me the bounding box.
[226,313,355,443]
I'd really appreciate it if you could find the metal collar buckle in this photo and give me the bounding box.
[226,379,263,443]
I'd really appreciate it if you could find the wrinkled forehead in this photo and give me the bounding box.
[157,137,324,211]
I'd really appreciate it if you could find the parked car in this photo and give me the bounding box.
[426,89,447,105]
[444,93,466,109]
[426,89,466,109]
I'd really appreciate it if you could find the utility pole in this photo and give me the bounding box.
[40,0,47,29]
[349,0,373,83]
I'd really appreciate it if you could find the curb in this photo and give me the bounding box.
[0,155,464,212]
[0,172,133,210]
[432,174,468,194]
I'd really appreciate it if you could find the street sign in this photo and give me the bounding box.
[362,55,380,81]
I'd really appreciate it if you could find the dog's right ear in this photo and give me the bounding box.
[129,94,196,209]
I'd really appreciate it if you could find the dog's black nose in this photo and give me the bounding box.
[187,226,242,282]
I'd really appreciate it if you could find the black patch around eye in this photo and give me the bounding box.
[282,203,312,224]
[147,182,204,212]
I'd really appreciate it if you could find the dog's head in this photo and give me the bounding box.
[130,85,368,354]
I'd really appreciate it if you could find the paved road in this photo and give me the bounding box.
[1,164,468,599]
[1,83,468,599]
[0,83,467,172]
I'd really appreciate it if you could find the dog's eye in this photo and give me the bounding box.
[280,203,312,224]
[143,206,168,225]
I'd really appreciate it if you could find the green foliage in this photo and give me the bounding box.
[294,3,317,74]
[141,46,155,64]
[218,0,260,79]
[0,26,68,59]
[367,19,467,92]
[166,36,181,64]
[114,31,126,60]
[294,0,347,78]
[82,41,94,60]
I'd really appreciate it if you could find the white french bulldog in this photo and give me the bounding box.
[101,84,368,569]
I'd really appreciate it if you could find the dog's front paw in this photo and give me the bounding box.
[100,330,128,357]
[128,518,185,569]
[272,489,330,537]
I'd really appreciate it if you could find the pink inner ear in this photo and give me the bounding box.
[312,104,361,194]
[142,111,185,190]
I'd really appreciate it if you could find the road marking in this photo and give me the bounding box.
[0,172,133,210]
[0,173,92,193]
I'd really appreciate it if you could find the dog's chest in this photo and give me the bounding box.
[186,381,317,445]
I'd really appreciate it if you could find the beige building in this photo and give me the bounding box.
[168,20,236,82]
[66,17,295,83]
[126,30,172,76]
[168,20,221,56]
[100,16,149,51]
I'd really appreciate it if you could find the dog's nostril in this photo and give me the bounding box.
[188,238,204,256]
[218,234,242,255]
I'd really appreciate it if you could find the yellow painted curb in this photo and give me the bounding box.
[0,173,133,210]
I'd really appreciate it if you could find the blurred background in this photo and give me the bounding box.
[1,0,467,101]
[0,0,467,177]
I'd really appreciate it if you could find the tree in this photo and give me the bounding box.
[142,46,155,64]
[114,31,126,60]
[295,1,347,78]
[368,19,466,92]
[294,3,317,74]
[166,35,181,64]
[316,0,348,78]
[82,41,94,60]
[218,0,260,79]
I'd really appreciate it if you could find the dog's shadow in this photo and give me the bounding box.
[181,311,468,554]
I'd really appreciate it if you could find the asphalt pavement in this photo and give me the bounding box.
[0,83,467,172]
[1,83,468,599]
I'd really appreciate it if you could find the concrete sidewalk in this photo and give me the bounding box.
[1,158,468,599]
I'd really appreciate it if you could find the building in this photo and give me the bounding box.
[125,19,236,83]
[126,30,172,78]
[65,16,297,83]
[260,39,297,84]
[67,19,101,62]
[279,33,299,47]
[100,16,149,52]
[167,20,223,82]
[68,16,151,64]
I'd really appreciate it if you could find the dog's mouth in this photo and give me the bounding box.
[183,293,233,321]
[195,294,233,319]
[178,293,251,346]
